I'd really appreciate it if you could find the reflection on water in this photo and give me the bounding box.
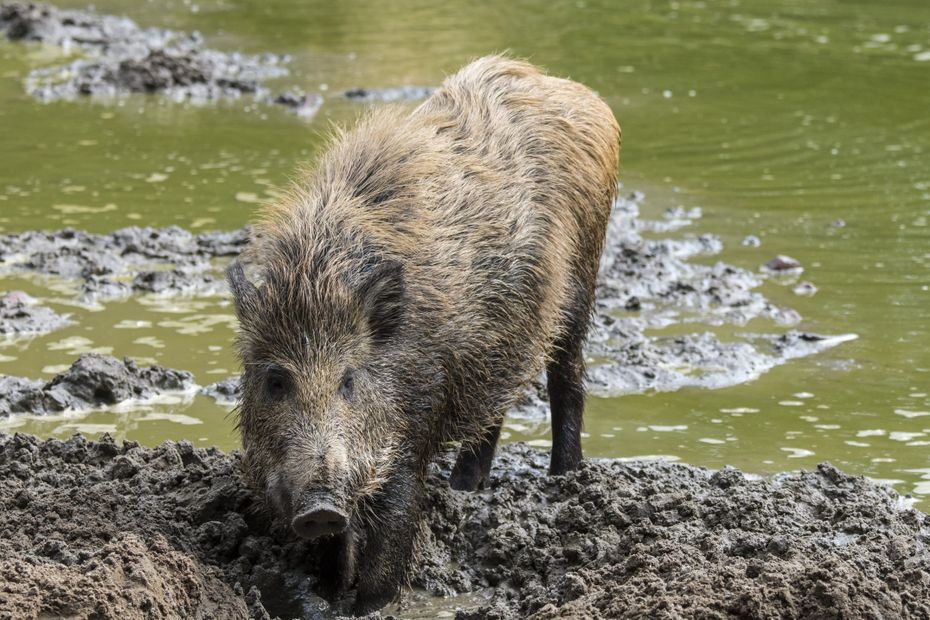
[1,0,929,507]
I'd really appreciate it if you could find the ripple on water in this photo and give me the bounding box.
[780,447,815,459]
[47,336,112,357]
[901,469,930,496]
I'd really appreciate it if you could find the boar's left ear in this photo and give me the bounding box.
[358,259,405,344]
[227,260,260,322]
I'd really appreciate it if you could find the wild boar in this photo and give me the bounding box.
[228,54,620,613]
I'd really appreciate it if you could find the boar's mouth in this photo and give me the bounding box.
[290,491,349,540]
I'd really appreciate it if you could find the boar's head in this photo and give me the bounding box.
[226,248,408,540]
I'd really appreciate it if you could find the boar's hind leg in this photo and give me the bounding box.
[353,467,422,614]
[547,284,592,475]
[449,416,504,491]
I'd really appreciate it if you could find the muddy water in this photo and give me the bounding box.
[1,0,929,507]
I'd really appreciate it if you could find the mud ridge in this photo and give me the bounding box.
[0,225,248,299]
[0,192,854,404]
[0,1,320,115]
[1,434,927,619]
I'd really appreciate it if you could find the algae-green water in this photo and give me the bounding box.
[1,0,929,508]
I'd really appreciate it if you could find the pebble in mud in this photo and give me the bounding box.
[0,291,71,334]
[0,436,928,619]
[762,254,803,273]
[793,281,818,296]
[0,353,194,416]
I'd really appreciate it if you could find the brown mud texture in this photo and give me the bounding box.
[2,433,928,619]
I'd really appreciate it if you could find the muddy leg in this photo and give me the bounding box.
[353,466,421,615]
[547,288,591,475]
[314,526,357,601]
[449,417,503,491]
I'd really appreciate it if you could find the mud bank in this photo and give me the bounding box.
[0,192,854,403]
[1,434,927,619]
[0,1,320,115]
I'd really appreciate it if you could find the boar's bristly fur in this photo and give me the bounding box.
[229,55,620,613]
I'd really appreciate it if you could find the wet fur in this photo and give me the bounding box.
[229,55,620,613]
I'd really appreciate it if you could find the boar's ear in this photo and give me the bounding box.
[227,260,260,321]
[358,260,405,344]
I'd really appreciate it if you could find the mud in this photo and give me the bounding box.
[0,290,70,334]
[1,434,927,619]
[0,353,194,416]
[0,1,320,116]
[343,86,436,103]
[0,192,852,402]
[0,225,248,299]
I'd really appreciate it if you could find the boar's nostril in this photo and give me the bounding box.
[291,503,348,540]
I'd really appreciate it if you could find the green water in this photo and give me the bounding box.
[1,0,929,507]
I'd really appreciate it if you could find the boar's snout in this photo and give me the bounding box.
[291,493,348,540]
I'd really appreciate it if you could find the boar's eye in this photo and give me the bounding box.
[339,370,355,401]
[264,364,291,400]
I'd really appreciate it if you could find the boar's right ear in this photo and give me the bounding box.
[227,260,260,321]
[358,259,405,344]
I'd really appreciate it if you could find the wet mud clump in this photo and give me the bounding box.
[0,290,70,334]
[1,435,927,619]
[0,1,322,116]
[0,353,194,416]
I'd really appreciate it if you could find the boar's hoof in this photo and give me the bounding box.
[353,585,398,616]
[291,504,348,540]
[449,459,487,492]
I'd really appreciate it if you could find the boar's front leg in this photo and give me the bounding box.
[315,525,357,600]
[353,464,422,614]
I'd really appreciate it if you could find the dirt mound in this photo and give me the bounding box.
[1,434,927,619]
[0,354,194,416]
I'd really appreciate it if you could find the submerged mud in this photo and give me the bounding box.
[1,435,927,619]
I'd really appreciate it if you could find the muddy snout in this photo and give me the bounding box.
[291,493,348,540]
